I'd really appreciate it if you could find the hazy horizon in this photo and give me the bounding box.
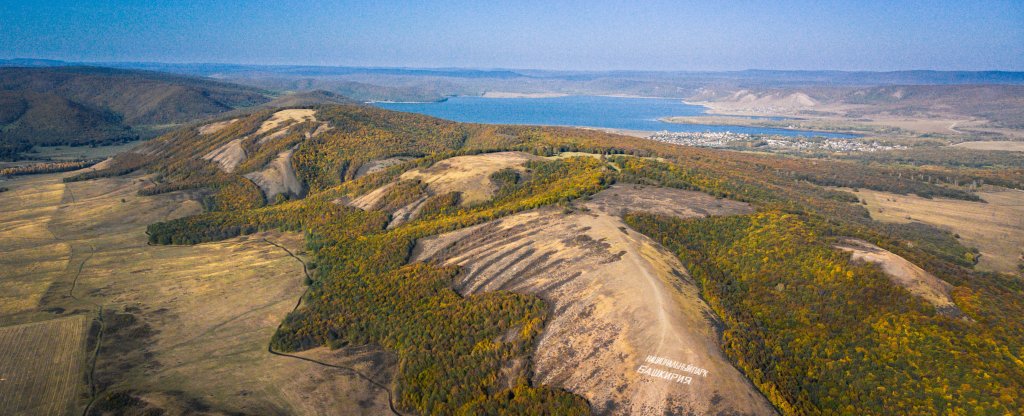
[2,0,1022,72]
[7,57,1024,74]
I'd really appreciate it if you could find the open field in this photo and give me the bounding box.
[413,184,771,415]
[28,142,144,161]
[0,171,395,415]
[846,187,1024,274]
[0,173,71,317]
[952,141,1024,152]
[0,315,86,416]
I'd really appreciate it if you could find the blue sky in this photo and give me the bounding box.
[1,0,1022,71]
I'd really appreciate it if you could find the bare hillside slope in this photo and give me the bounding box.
[413,185,770,415]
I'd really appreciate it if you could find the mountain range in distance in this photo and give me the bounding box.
[0,65,356,160]
[5,58,1024,85]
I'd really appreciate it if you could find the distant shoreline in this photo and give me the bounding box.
[480,92,691,101]
[576,126,653,138]
[365,97,450,104]
[480,91,569,99]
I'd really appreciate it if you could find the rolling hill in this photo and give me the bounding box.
[689,84,1024,129]
[0,66,273,159]
[15,102,1012,414]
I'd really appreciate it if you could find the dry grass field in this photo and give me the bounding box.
[848,187,1024,274]
[951,141,1024,152]
[0,173,70,318]
[0,142,143,170]
[0,315,87,416]
[0,171,394,415]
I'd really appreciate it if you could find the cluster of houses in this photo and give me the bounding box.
[647,131,907,153]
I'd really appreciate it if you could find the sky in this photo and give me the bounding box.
[1,0,1022,71]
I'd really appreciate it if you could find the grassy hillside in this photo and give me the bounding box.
[0,66,273,159]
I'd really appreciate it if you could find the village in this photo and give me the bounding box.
[647,130,909,153]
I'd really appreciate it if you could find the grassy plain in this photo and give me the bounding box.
[848,187,1024,274]
[951,141,1024,152]
[0,173,70,318]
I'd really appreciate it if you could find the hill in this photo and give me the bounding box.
[223,77,453,103]
[0,66,273,159]
[257,89,356,107]
[20,103,1014,414]
[685,83,1024,139]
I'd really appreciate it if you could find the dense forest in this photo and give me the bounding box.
[627,212,1023,414]
[81,103,1024,414]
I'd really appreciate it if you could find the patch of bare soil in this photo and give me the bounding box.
[835,238,961,315]
[354,157,413,179]
[412,186,771,416]
[256,109,316,135]
[197,119,238,135]
[345,182,395,211]
[693,90,819,114]
[244,147,303,199]
[201,138,246,173]
[399,151,541,205]
[344,152,543,226]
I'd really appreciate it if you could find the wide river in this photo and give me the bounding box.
[375,95,856,138]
